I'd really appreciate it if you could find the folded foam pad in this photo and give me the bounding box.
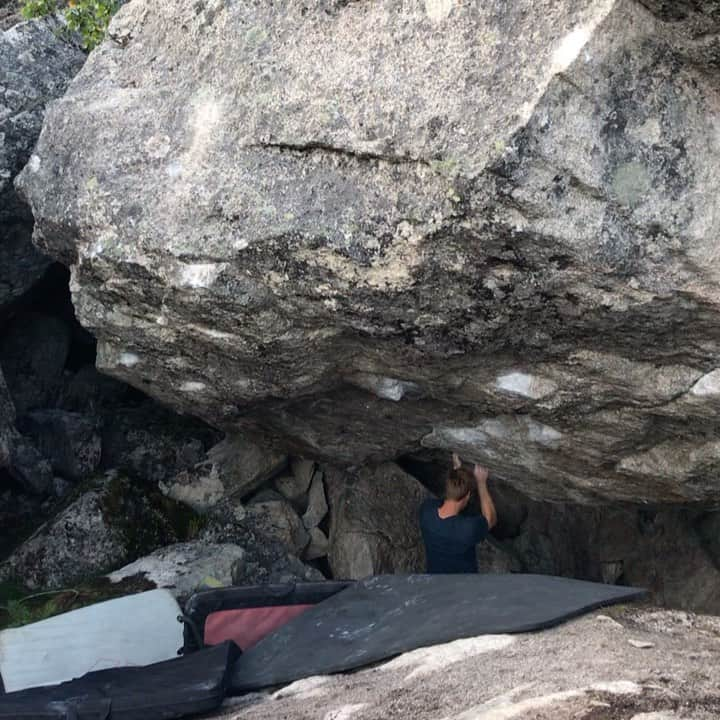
[231,573,646,691]
[0,589,184,693]
[182,581,352,653]
[0,640,239,720]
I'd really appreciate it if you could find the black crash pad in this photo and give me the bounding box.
[0,640,238,720]
[231,573,645,691]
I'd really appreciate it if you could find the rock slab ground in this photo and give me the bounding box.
[213,607,720,720]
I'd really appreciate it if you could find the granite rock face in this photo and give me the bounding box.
[16,0,720,505]
[1,17,84,308]
[107,541,246,600]
[213,608,720,720]
[18,409,102,481]
[0,366,52,494]
[0,474,197,589]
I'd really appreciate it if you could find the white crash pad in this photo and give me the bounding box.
[0,588,183,692]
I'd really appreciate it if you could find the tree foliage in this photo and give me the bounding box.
[21,0,119,51]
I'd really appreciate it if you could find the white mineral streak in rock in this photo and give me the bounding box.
[425,417,563,450]
[186,323,236,341]
[349,373,419,401]
[180,381,206,392]
[27,154,41,172]
[446,680,641,720]
[690,368,720,396]
[188,92,222,165]
[118,351,140,367]
[322,705,368,720]
[166,160,183,178]
[495,372,557,399]
[595,614,624,630]
[271,676,333,700]
[381,635,515,681]
[551,27,591,72]
[525,418,563,445]
[424,0,455,24]
[178,263,224,288]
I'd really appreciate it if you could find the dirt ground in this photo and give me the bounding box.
[210,605,720,720]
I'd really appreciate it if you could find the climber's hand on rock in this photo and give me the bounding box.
[473,464,489,485]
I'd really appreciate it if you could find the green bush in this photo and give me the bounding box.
[21,0,119,51]
[21,0,57,19]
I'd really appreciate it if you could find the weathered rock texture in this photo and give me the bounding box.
[213,607,720,720]
[0,474,200,589]
[108,541,246,599]
[0,366,52,494]
[16,0,720,506]
[1,17,83,308]
[473,477,720,615]
[0,1,22,32]
[326,463,427,579]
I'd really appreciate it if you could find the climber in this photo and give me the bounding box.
[419,454,497,574]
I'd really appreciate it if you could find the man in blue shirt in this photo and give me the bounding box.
[419,455,497,573]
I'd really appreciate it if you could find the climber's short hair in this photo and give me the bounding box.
[445,466,474,501]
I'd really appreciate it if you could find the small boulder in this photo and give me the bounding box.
[160,432,286,511]
[231,551,324,587]
[289,458,316,493]
[245,496,309,557]
[0,367,52,494]
[8,435,53,494]
[101,401,218,484]
[210,433,287,500]
[18,409,101,481]
[107,542,246,600]
[0,313,70,413]
[304,527,329,561]
[275,473,311,510]
[327,463,428,580]
[0,475,193,589]
[160,464,226,513]
[302,470,328,530]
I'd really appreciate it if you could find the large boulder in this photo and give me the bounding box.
[99,401,219,484]
[1,17,84,308]
[327,463,427,579]
[15,0,720,506]
[0,312,70,413]
[0,366,52,494]
[0,475,197,589]
[0,369,15,471]
[160,433,286,511]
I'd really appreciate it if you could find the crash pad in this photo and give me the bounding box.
[0,589,183,693]
[0,640,238,720]
[230,573,646,691]
[182,580,352,653]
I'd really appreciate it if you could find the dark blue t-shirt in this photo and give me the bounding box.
[419,498,489,574]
